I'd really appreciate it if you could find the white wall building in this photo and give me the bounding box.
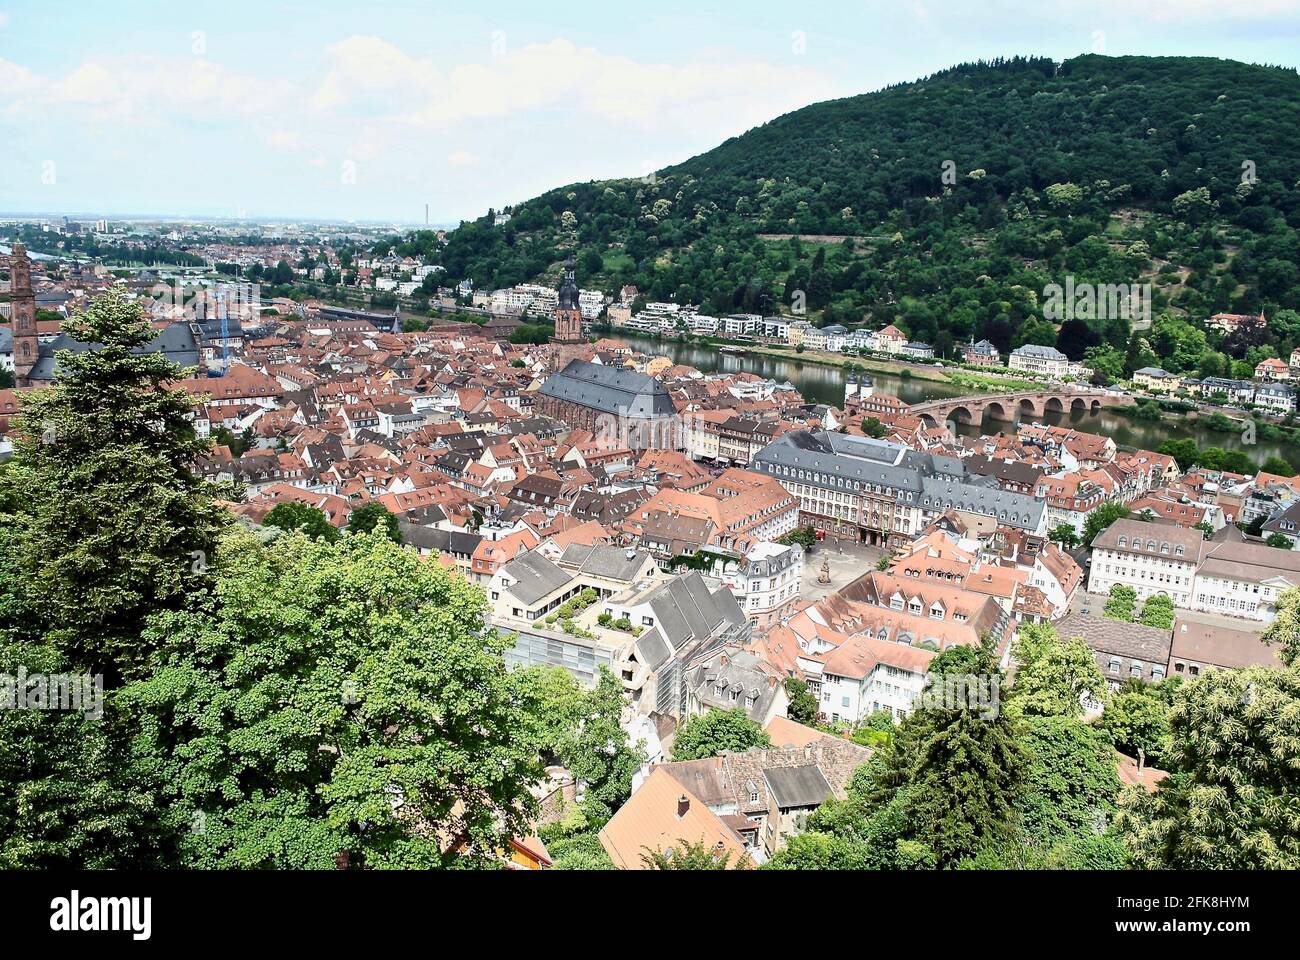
[1085,519,1204,606]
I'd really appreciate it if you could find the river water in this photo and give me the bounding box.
[618,333,1289,462]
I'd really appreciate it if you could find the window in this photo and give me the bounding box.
[1108,658,1121,674]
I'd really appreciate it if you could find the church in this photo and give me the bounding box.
[536,360,678,451]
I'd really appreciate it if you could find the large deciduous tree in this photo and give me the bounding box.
[122,529,542,869]
[1007,624,1108,719]
[671,708,772,761]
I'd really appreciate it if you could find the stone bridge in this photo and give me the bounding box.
[910,389,1135,427]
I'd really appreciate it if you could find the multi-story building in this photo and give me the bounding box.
[869,324,908,355]
[818,634,936,725]
[1008,343,1073,377]
[960,338,1001,367]
[1189,540,1300,622]
[1198,377,1255,404]
[1034,474,1111,537]
[1132,367,1182,392]
[1086,519,1204,606]
[1255,381,1296,415]
[751,430,1046,548]
[721,541,803,631]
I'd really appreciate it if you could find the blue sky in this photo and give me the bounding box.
[2,0,1299,223]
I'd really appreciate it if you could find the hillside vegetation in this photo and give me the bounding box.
[381,55,1300,379]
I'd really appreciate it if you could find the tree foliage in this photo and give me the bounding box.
[1103,584,1137,622]
[122,529,543,868]
[346,502,402,543]
[1,285,227,682]
[1007,623,1108,720]
[263,501,339,542]
[672,708,772,762]
[1118,666,1300,869]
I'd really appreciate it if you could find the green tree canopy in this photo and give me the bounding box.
[1084,502,1131,547]
[122,529,542,868]
[1118,666,1300,869]
[1103,584,1137,622]
[1,285,227,682]
[672,708,772,761]
[346,502,402,543]
[1006,623,1108,720]
[263,501,339,542]
[784,678,819,726]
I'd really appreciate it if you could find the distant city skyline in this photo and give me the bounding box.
[3,0,1299,223]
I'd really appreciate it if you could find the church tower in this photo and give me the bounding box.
[10,243,39,387]
[550,255,585,368]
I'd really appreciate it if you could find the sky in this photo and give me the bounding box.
[2,0,1299,224]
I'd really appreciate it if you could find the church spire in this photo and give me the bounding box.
[557,255,579,311]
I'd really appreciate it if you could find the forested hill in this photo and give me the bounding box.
[383,55,1300,379]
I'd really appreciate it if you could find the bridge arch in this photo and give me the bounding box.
[984,400,1009,421]
[1070,397,1088,413]
[1018,397,1038,418]
[1044,396,1065,414]
[1091,398,1101,413]
[946,405,974,425]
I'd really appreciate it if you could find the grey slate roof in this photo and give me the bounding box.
[1012,343,1067,360]
[763,764,833,809]
[538,359,676,418]
[1055,612,1171,663]
[397,524,482,557]
[500,551,573,605]
[27,322,200,381]
[753,430,1044,531]
[634,627,673,670]
[558,543,652,582]
[631,571,745,669]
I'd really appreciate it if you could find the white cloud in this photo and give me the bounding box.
[0,55,283,122]
[265,129,302,151]
[311,35,842,137]
[447,149,476,168]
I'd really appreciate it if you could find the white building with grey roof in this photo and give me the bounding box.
[751,430,1046,547]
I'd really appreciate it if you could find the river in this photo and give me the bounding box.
[617,333,1290,463]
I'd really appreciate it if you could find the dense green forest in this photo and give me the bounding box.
[379,55,1300,379]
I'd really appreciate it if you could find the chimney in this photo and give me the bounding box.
[676,795,690,818]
